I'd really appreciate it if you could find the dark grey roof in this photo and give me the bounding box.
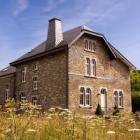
[10,25,135,69]
[0,66,16,77]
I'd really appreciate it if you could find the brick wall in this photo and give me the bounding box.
[15,50,68,109]
[68,35,132,114]
[0,74,15,104]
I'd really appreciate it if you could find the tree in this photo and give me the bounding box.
[95,103,103,116]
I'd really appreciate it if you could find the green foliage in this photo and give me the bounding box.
[95,103,103,116]
[131,70,140,112]
[131,70,140,91]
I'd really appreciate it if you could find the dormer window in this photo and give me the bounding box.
[84,39,96,52]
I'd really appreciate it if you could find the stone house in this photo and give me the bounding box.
[0,18,135,113]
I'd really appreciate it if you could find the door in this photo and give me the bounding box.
[100,88,107,113]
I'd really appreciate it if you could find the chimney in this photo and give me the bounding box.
[47,18,63,47]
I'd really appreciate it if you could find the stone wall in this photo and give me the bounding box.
[0,74,15,104]
[68,35,132,114]
[15,49,68,109]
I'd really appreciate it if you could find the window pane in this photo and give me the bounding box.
[92,59,96,76]
[89,41,92,50]
[86,58,90,75]
[80,87,85,105]
[85,40,88,49]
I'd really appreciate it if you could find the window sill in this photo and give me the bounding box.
[79,105,92,109]
[84,75,96,78]
[21,81,26,83]
[84,49,96,53]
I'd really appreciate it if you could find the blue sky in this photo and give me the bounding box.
[0,0,140,69]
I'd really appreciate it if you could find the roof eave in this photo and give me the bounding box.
[10,45,68,66]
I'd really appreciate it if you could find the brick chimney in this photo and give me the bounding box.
[47,18,63,47]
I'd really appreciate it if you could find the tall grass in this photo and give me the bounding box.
[0,100,140,140]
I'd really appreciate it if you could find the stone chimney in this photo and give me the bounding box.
[47,18,63,47]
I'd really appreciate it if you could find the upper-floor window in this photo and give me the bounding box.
[85,57,96,77]
[84,39,96,52]
[80,87,91,107]
[21,67,27,82]
[5,85,9,101]
[33,76,38,90]
[114,90,123,108]
[33,63,38,71]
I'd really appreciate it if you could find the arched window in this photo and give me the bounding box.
[80,87,85,106]
[33,76,38,90]
[114,90,123,108]
[114,91,118,107]
[92,59,96,76]
[86,58,90,76]
[92,41,96,52]
[86,88,91,106]
[89,40,92,50]
[119,91,123,107]
[80,87,91,107]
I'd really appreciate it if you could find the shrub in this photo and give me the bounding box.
[112,106,120,115]
[95,103,103,116]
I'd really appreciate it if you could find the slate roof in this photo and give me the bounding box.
[10,25,135,69]
[0,66,16,77]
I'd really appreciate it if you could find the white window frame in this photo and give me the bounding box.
[113,89,123,108]
[5,85,9,101]
[21,67,27,83]
[33,76,38,91]
[84,39,96,52]
[85,56,96,77]
[79,86,92,108]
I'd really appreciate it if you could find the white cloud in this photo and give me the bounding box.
[13,0,28,16]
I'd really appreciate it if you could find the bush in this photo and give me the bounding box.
[95,104,103,116]
[112,106,120,115]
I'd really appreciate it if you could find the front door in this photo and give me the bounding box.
[100,88,107,113]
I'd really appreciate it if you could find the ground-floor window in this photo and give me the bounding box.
[5,85,9,101]
[20,92,26,104]
[114,90,123,108]
[79,87,91,107]
[32,96,38,106]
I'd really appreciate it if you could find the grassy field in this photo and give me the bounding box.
[0,101,140,140]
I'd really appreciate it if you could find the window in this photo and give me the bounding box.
[33,76,38,90]
[5,85,9,101]
[85,57,96,77]
[21,67,27,82]
[86,58,90,76]
[20,92,26,104]
[32,96,38,106]
[79,87,91,107]
[33,63,38,71]
[84,39,96,52]
[113,90,123,108]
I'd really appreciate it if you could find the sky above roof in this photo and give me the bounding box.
[0,0,140,69]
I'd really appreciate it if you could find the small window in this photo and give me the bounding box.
[86,58,90,76]
[33,76,38,90]
[91,59,96,76]
[5,85,9,101]
[33,63,38,71]
[20,92,26,104]
[79,87,91,107]
[84,39,96,52]
[113,90,123,108]
[32,96,38,106]
[21,67,27,82]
